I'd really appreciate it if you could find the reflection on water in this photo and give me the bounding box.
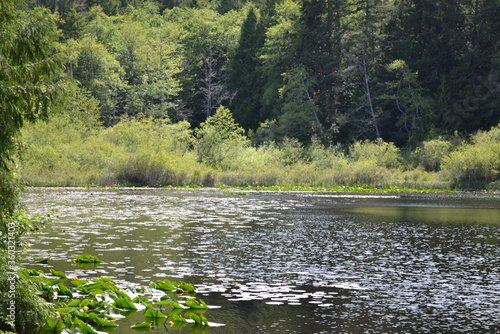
[22,188,500,333]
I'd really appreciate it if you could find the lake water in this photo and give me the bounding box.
[22,188,500,333]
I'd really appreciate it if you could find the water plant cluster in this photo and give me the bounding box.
[22,262,212,334]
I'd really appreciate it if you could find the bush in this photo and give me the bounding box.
[195,106,250,170]
[349,138,402,169]
[414,139,453,172]
[471,124,500,144]
[440,125,500,183]
[277,137,305,166]
[441,142,500,183]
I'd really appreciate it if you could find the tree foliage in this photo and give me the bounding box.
[1,1,62,227]
[195,106,249,170]
[0,4,62,171]
[17,0,500,148]
[0,1,63,332]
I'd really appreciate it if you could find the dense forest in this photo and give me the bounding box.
[1,0,499,191]
[20,0,500,146]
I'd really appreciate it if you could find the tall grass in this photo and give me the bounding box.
[18,114,500,191]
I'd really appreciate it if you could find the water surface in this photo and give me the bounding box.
[22,188,500,333]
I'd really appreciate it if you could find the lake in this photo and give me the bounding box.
[22,188,500,333]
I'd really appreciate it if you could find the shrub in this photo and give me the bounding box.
[471,124,500,144]
[441,142,500,183]
[440,125,500,183]
[414,139,453,171]
[277,137,305,166]
[349,138,402,169]
[195,106,250,170]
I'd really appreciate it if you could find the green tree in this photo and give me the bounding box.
[195,106,249,170]
[446,0,500,133]
[276,66,322,142]
[167,8,243,125]
[382,59,432,146]
[0,5,62,172]
[294,0,348,141]
[0,3,63,218]
[259,0,301,121]
[343,0,391,139]
[64,36,126,125]
[228,7,266,130]
[0,2,62,332]
[385,0,467,135]
[109,13,183,119]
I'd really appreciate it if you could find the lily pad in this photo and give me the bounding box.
[75,254,102,263]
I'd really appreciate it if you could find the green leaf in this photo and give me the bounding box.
[24,268,44,276]
[178,281,196,292]
[45,318,64,332]
[75,254,102,263]
[151,279,176,291]
[71,279,90,287]
[113,298,138,310]
[57,282,73,297]
[93,316,118,328]
[131,322,153,329]
[75,311,91,320]
[185,298,208,309]
[56,306,78,314]
[45,278,65,286]
[170,314,188,323]
[155,300,184,309]
[97,276,114,282]
[67,300,81,307]
[88,288,104,296]
[189,313,202,325]
[37,257,50,263]
[63,315,75,327]
[133,295,149,304]
[50,268,67,279]
[79,322,100,334]
[114,289,130,299]
[145,308,166,319]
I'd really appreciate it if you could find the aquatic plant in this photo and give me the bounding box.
[74,254,102,264]
[20,267,213,333]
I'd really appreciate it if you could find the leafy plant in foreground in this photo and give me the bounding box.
[20,266,213,333]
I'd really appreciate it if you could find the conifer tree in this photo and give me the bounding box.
[228,7,266,130]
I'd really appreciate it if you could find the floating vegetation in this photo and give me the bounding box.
[23,260,215,333]
[74,254,102,263]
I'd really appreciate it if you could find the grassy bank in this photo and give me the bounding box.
[17,109,500,192]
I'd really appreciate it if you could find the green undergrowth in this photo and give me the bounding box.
[17,113,500,192]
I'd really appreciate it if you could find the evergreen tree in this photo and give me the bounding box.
[446,0,500,133]
[0,2,63,331]
[295,0,347,139]
[1,4,63,172]
[259,0,301,123]
[228,7,266,130]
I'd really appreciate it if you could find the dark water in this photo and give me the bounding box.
[22,188,500,334]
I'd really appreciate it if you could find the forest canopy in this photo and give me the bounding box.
[23,0,500,147]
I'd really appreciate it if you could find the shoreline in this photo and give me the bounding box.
[22,184,500,195]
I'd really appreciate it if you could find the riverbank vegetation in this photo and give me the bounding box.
[19,106,500,191]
